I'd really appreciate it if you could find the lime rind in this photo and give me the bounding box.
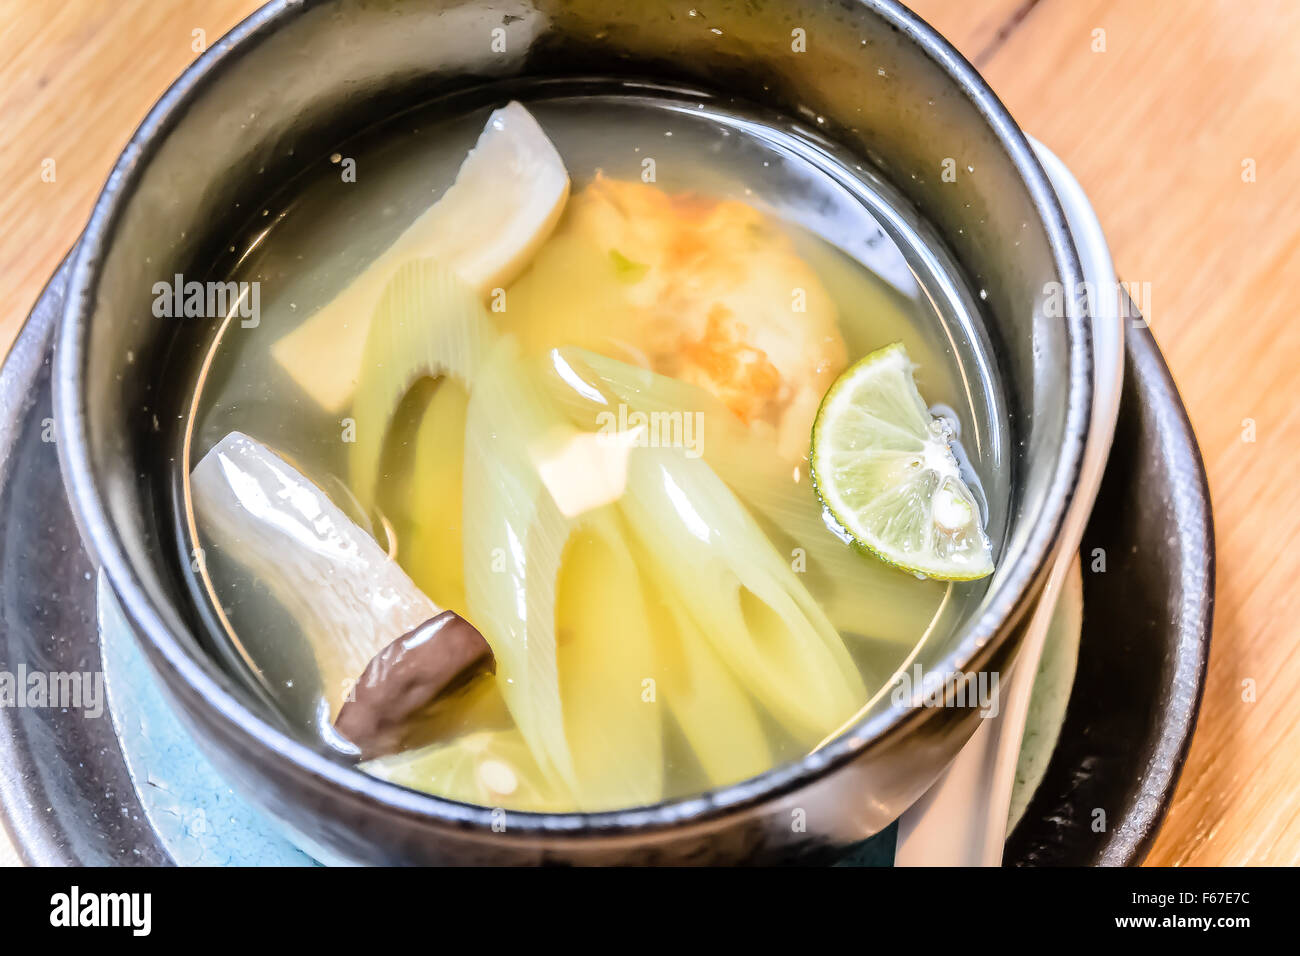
[810,343,994,581]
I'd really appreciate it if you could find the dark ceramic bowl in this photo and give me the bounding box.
[52,0,1092,864]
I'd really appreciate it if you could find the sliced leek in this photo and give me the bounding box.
[544,347,948,644]
[388,377,471,615]
[556,509,663,809]
[461,339,578,790]
[273,101,569,412]
[639,562,772,787]
[619,446,865,743]
[348,258,494,514]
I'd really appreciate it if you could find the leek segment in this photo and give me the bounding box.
[619,447,865,743]
[545,347,948,645]
[392,378,471,615]
[638,564,773,787]
[461,339,579,790]
[271,101,569,413]
[556,510,664,810]
[348,258,494,514]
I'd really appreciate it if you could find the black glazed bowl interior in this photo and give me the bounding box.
[54,0,1090,864]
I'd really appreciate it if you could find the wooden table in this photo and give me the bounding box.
[1,0,1296,867]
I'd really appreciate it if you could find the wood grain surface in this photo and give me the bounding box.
[1,0,1296,867]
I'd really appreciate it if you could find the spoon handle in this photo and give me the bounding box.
[895,139,1125,866]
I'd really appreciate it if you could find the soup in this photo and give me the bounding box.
[182,85,1006,812]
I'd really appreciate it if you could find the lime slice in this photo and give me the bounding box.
[810,343,994,581]
[364,729,570,812]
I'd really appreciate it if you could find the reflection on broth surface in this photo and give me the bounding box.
[183,86,1007,812]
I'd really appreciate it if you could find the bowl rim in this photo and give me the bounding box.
[53,0,1092,839]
